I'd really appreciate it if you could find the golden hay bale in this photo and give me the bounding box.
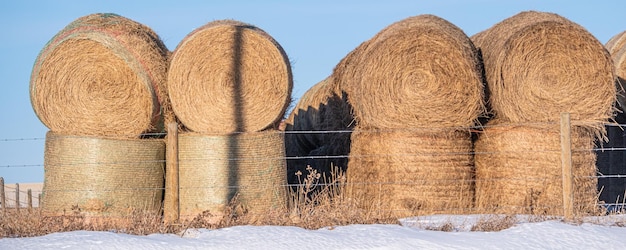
[41,131,165,218]
[606,31,626,107]
[346,128,474,218]
[284,77,346,136]
[474,121,600,215]
[606,31,626,55]
[334,14,485,128]
[471,11,615,130]
[30,13,170,138]
[168,20,292,133]
[177,131,287,221]
[283,76,353,185]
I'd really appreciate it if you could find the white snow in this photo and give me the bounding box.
[2,215,626,250]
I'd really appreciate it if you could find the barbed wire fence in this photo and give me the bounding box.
[1,118,625,220]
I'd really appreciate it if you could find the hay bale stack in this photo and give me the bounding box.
[41,131,165,218]
[169,20,292,222]
[168,20,292,133]
[30,13,170,138]
[334,14,485,128]
[471,11,615,130]
[474,121,599,215]
[333,15,483,217]
[283,76,353,185]
[347,129,474,218]
[177,131,287,221]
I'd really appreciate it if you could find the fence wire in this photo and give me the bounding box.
[1,122,625,214]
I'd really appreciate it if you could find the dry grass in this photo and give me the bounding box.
[470,215,517,232]
[3,166,623,238]
[0,207,178,238]
[424,222,456,232]
[1,167,397,238]
[417,215,517,232]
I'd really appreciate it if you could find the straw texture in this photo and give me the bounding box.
[606,31,626,107]
[346,128,474,218]
[471,11,615,131]
[334,14,485,128]
[283,76,353,185]
[178,131,287,221]
[474,121,600,215]
[168,20,292,133]
[41,131,165,217]
[606,31,626,55]
[30,13,170,138]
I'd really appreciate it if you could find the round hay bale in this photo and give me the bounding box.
[334,14,485,128]
[606,32,626,108]
[606,31,626,55]
[346,128,474,218]
[168,20,292,133]
[471,11,615,130]
[474,120,600,215]
[41,131,165,218]
[30,13,170,138]
[283,76,354,185]
[178,130,287,221]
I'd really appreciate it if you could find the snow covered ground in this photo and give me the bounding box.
[2,215,626,249]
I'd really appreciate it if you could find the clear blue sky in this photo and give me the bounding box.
[1,0,625,184]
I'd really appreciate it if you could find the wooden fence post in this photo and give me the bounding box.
[27,189,33,212]
[0,177,5,211]
[560,112,574,221]
[15,183,20,211]
[164,122,180,223]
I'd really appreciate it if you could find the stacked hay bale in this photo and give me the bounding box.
[42,132,165,218]
[31,13,171,136]
[167,20,292,221]
[335,15,485,217]
[596,31,626,204]
[283,76,353,189]
[30,13,169,219]
[472,11,615,215]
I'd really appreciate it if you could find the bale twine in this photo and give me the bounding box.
[471,11,615,131]
[334,14,485,128]
[474,120,600,215]
[346,128,474,218]
[30,13,171,138]
[283,76,353,185]
[168,20,292,133]
[41,131,165,218]
[178,131,287,221]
